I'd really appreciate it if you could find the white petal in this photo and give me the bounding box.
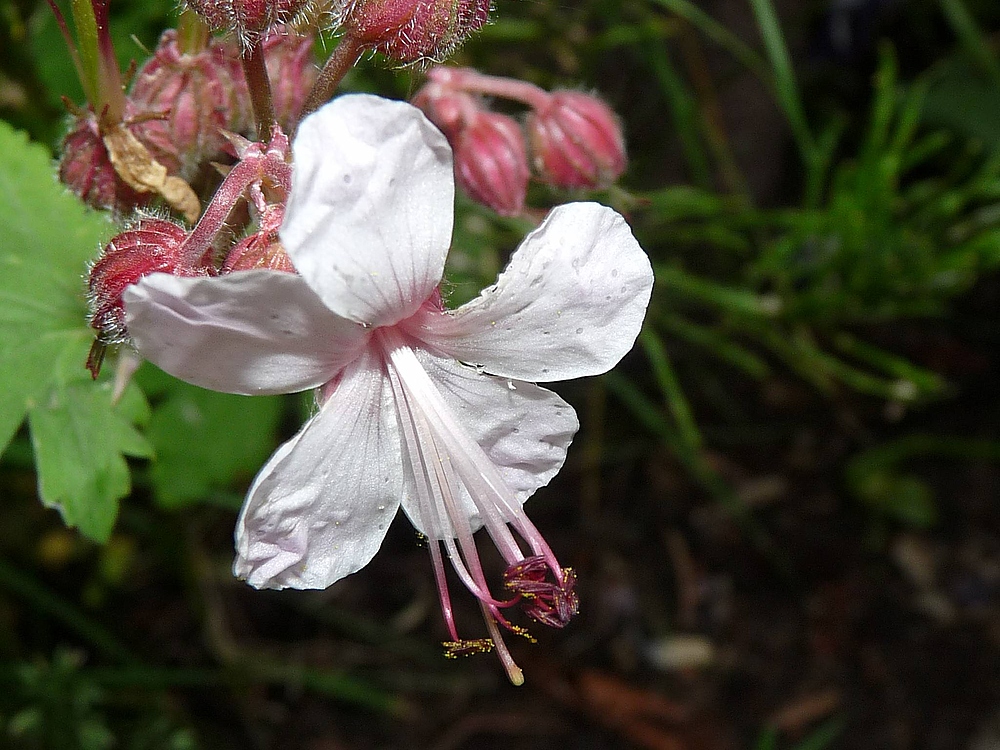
[281,94,455,328]
[125,271,369,395]
[233,347,403,590]
[398,349,579,537]
[416,202,653,381]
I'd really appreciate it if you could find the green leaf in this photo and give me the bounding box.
[0,120,113,451]
[139,366,284,509]
[28,381,152,543]
[0,120,155,543]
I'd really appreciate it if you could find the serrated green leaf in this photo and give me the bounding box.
[0,120,155,543]
[0,120,113,451]
[28,381,152,542]
[139,366,283,509]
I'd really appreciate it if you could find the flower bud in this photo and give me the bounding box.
[453,110,529,216]
[527,91,626,190]
[185,0,307,39]
[129,30,232,179]
[412,82,466,135]
[87,218,191,346]
[59,112,150,215]
[223,234,296,273]
[222,204,295,273]
[209,37,256,135]
[211,29,317,137]
[415,84,528,215]
[263,31,318,131]
[343,0,491,64]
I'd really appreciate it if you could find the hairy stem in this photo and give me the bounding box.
[302,35,365,117]
[241,36,276,141]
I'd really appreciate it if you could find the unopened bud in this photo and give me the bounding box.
[454,110,528,216]
[60,112,150,215]
[412,82,466,135]
[211,29,317,137]
[222,206,295,272]
[263,30,318,131]
[185,0,307,39]
[344,0,491,64]
[209,37,256,135]
[87,218,191,347]
[129,30,232,179]
[528,91,626,190]
[415,84,528,216]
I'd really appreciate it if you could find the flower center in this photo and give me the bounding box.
[374,326,577,684]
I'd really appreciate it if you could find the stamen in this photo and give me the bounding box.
[377,328,575,681]
[481,604,524,686]
[383,332,527,563]
[429,542,459,641]
[504,556,579,628]
[443,638,494,658]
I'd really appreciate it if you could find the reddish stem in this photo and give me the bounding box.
[177,148,291,269]
[302,35,365,117]
[241,36,276,141]
[430,67,551,111]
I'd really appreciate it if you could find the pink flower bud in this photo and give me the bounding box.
[262,30,318,131]
[87,218,192,346]
[211,29,317,137]
[185,0,306,38]
[344,0,490,64]
[412,83,466,135]
[222,203,295,273]
[415,84,528,215]
[59,111,150,215]
[209,37,256,135]
[454,111,529,216]
[527,91,626,190]
[223,233,296,273]
[129,30,232,179]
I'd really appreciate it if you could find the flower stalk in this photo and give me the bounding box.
[240,36,278,141]
[302,34,365,117]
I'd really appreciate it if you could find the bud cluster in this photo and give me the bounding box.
[60,24,315,218]
[56,0,507,378]
[413,66,627,216]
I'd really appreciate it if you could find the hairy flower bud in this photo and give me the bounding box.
[222,202,295,273]
[88,218,192,348]
[344,0,491,64]
[129,30,232,179]
[453,111,529,216]
[185,0,307,39]
[223,233,296,273]
[60,112,150,215]
[263,31,318,130]
[527,91,626,190]
[211,30,317,136]
[415,84,528,215]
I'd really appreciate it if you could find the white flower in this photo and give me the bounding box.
[124,94,653,683]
